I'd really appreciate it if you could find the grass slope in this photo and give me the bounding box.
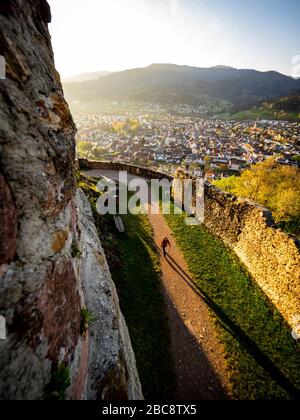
[164,205,300,400]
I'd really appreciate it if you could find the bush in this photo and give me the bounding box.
[80,309,97,335]
[71,240,82,258]
[44,364,71,400]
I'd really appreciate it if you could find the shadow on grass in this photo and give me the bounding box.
[164,252,300,400]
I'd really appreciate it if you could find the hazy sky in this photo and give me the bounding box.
[48,0,300,78]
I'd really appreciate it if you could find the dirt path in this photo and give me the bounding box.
[148,211,231,400]
[85,169,231,399]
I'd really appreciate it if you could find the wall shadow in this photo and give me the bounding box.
[161,285,228,400]
[163,252,300,400]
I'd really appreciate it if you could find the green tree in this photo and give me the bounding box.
[76,141,105,160]
[213,176,238,193]
[76,141,94,159]
[292,155,300,163]
[214,158,300,233]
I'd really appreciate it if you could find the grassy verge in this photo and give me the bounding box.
[164,204,300,400]
[77,173,175,399]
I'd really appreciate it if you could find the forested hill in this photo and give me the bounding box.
[64,63,300,108]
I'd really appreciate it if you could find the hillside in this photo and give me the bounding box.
[63,71,111,83]
[63,63,300,109]
[227,94,300,121]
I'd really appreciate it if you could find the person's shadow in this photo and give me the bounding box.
[163,252,300,400]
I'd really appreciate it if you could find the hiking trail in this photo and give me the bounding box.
[148,211,231,400]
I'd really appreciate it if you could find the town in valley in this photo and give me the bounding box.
[75,102,300,180]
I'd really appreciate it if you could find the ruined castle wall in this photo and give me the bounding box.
[78,159,173,181]
[0,1,142,400]
[203,183,300,329]
[75,190,143,400]
[79,160,300,329]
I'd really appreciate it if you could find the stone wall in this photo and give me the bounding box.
[203,183,300,329]
[75,190,142,400]
[78,159,173,181]
[79,160,300,329]
[0,1,142,400]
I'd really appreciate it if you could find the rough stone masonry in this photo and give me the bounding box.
[203,183,300,333]
[0,0,142,400]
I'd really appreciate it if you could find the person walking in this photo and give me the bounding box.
[161,236,171,257]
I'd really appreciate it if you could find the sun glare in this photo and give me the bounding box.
[48,0,228,77]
